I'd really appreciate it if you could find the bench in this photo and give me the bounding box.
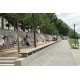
[19,41,58,57]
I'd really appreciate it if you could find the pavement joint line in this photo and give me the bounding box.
[67,41,77,66]
[71,50,78,66]
[45,51,58,66]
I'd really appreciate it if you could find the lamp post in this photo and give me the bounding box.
[74,24,76,46]
[32,13,36,47]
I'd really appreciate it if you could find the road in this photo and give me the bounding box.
[28,40,76,66]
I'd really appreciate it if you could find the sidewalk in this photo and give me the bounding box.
[27,40,76,66]
[71,39,80,66]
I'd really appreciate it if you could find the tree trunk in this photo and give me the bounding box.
[14,23,16,31]
[23,26,25,32]
[45,33,47,44]
[16,18,20,52]
[1,14,4,30]
[28,27,29,32]
[33,13,36,47]
[40,29,42,33]
[28,29,29,32]
[8,21,10,30]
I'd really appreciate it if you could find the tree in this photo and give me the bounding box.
[1,13,78,39]
[68,28,78,38]
[0,13,5,29]
[50,22,59,35]
[57,19,70,36]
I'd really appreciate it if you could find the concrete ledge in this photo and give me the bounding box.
[15,41,60,66]
[19,41,58,57]
[15,51,43,66]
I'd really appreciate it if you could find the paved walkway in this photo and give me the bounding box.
[71,39,80,66]
[28,40,76,66]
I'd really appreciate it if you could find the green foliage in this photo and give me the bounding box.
[0,13,79,37]
[39,13,59,35]
[68,39,79,48]
[68,28,79,39]
[50,23,59,35]
[57,19,70,36]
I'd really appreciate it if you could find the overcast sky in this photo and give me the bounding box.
[56,13,80,34]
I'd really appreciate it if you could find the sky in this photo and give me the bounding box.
[56,13,80,34]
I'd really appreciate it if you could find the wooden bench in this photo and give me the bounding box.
[19,41,57,57]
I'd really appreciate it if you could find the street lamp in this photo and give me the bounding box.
[74,24,76,46]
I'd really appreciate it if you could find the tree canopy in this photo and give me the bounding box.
[0,13,79,38]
